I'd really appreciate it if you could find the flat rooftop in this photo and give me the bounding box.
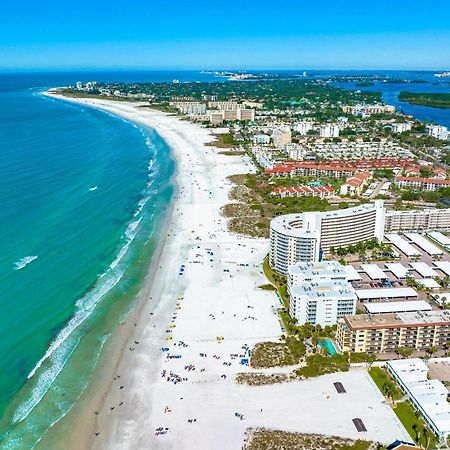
[384,262,411,279]
[343,310,450,330]
[364,300,432,314]
[405,233,443,256]
[345,265,362,281]
[428,231,450,248]
[355,287,417,300]
[434,261,450,276]
[288,260,346,279]
[385,233,421,257]
[409,262,439,278]
[360,263,387,280]
[290,279,356,301]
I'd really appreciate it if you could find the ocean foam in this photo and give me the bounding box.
[14,266,126,424]
[14,256,38,270]
[14,209,145,423]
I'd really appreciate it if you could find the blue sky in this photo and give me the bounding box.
[1,0,450,70]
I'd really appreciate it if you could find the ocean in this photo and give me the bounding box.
[0,70,448,448]
[0,71,222,448]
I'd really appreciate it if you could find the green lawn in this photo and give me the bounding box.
[369,367,438,448]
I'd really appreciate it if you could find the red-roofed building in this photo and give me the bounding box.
[403,164,448,180]
[340,171,372,196]
[271,185,335,199]
[264,158,412,179]
[395,176,450,191]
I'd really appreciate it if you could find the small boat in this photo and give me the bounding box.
[89,186,98,192]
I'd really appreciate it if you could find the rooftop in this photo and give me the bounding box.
[343,310,450,330]
[363,301,432,314]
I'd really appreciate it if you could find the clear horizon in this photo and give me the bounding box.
[1,0,450,71]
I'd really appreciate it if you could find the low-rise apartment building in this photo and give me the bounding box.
[271,185,335,199]
[341,104,396,115]
[340,171,372,196]
[336,310,450,353]
[395,176,450,192]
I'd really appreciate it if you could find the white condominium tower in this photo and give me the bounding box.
[287,261,357,326]
[270,200,385,274]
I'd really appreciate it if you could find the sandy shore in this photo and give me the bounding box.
[44,95,410,449]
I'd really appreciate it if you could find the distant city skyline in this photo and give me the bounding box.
[1,0,450,70]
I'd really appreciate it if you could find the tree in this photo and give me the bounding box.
[396,347,413,359]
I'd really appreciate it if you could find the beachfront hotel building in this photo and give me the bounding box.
[336,310,450,354]
[385,208,450,232]
[287,261,357,326]
[269,201,385,274]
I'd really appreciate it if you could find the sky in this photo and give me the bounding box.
[1,0,450,71]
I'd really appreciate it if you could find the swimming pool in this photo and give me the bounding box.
[319,338,337,356]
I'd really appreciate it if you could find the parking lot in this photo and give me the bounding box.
[347,232,450,310]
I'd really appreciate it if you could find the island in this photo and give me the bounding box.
[399,91,450,109]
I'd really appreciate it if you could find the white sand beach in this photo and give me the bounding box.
[45,95,411,449]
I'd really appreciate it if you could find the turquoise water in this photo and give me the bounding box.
[0,75,177,447]
[319,339,337,356]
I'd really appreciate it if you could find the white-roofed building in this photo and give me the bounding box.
[360,263,388,280]
[417,278,440,290]
[433,261,450,276]
[405,233,443,256]
[409,262,439,278]
[355,287,418,301]
[344,265,362,281]
[385,234,421,257]
[287,260,357,326]
[384,262,412,280]
[387,358,450,442]
[270,201,385,274]
[427,231,450,251]
[363,301,432,314]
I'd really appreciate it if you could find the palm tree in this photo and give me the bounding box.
[412,424,419,444]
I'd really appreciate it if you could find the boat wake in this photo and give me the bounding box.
[14,256,38,270]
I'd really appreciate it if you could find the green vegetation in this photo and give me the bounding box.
[207,132,236,148]
[369,367,403,401]
[369,367,437,448]
[243,429,384,450]
[399,91,450,109]
[329,238,394,260]
[218,150,246,156]
[400,185,450,204]
[224,173,336,237]
[141,103,178,113]
[258,283,277,291]
[250,337,306,368]
[79,79,382,112]
[296,353,350,378]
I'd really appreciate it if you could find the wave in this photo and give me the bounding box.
[12,209,146,423]
[133,196,150,217]
[14,256,38,270]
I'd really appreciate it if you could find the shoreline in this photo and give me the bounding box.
[40,93,410,450]
[37,93,193,448]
